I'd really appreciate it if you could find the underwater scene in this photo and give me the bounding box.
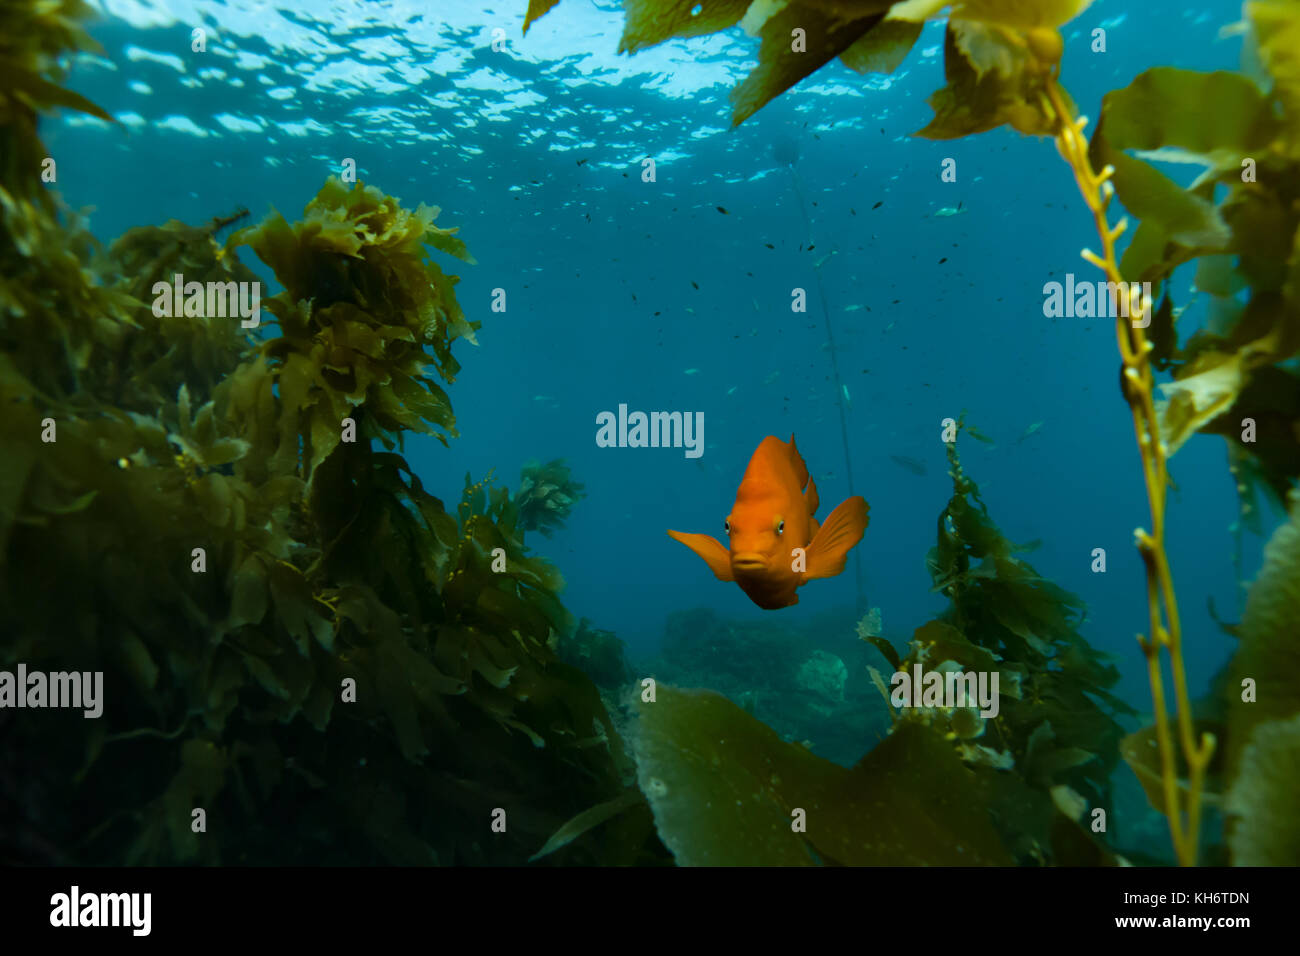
[2,0,1299,874]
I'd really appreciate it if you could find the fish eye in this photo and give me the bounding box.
[776,518,785,535]
[724,518,731,535]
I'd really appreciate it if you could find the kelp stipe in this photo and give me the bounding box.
[774,138,866,613]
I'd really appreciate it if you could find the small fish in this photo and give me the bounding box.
[667,435,869,610]
[726,386,738,395]
[1018,421,1043,442]
[934,201,966,217]
[872,201,883,210]
[814,251,836,269]
[841,384,851,407]
[889,454,927,476]
[716,206,729,215]
[752,298,760,312]
[691,280,699,290]
[844,304,864,312]
[762,370,781,386]
[966,423,996,445]
[684,368,700,375]
[685,307,695,314]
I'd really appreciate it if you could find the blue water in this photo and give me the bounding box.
[50,0,1258,712]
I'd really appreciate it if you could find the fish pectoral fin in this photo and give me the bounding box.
[803,496,869,580]
[667,530,735,582]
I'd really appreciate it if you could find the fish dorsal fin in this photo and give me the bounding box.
[786,434,810,490]
[804,473,820,518]
[804,496,869,580]
[667,530,734,582]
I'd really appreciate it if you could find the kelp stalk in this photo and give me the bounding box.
[780,152,866,614]
[1041,75,1214,866]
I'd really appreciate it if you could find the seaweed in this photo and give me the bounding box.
[0,0,662,865]
[512,458,586,538]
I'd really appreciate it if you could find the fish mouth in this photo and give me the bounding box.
[731,553,768,572]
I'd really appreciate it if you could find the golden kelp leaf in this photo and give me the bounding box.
[1094,147,1230,249]
[890,0,1092,27]
[1121,719,1223,817]
[729,4,888,125]
[633,685,1011,865]
[1156,348,1255,457]
[1225,713,1300,865]
[619,0,751,54]
[523,0,563,35]
[840,17,923,74]
[1090,68,1279,171]
[1227,491,1300,776]
[915,21,1060,139]
[1247,0,1300,151]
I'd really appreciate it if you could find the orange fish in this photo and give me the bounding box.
[667,435,869,609]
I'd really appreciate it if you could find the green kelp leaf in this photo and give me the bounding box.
[1093,69,1280,173]
[1225,712,1300,865]
[1227,490,1300,777]
[1121,721,1225,817]
[618,0,751,54]
[633,685,1011,865]
[228,554,269,629]
[162,738,230,862]
[1156,339,1282,457]
[1204,366,1300,509]
[1247,1,1300,151]
[840,17,923,74]
[729,5,889,126]
[1094,146,1230,250]
[529,788,643,862]
[5,67,113,121]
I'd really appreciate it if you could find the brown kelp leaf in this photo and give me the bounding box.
[889,0,1093,28]
[634,684,1011,865]
[618,0,750,54]
[730,4,888,126]
[523,0,563,35]
[915,21,1062,139]
[529,788,643,861]
[839,16,922,74]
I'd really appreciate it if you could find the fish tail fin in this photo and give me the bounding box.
[803,496,869,580]
[667,530,734,581]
